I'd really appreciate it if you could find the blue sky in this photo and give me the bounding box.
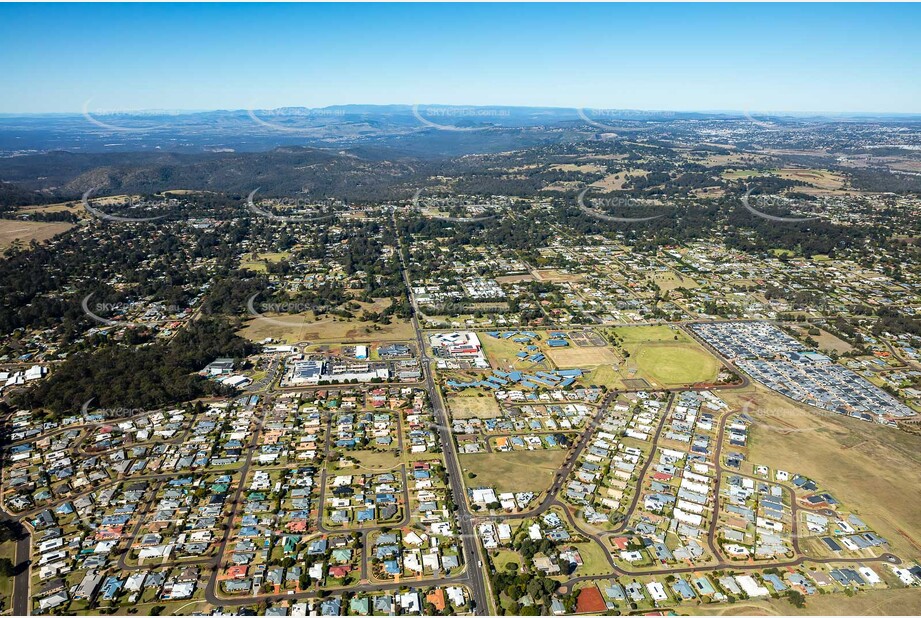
[1,2,919,114]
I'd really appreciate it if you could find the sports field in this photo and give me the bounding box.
[545,345,620,368]
[611,325,721,387]
[631,344,721,386]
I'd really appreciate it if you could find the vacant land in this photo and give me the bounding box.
[17,200,81,214]
[0,540,12,610]
[611,324,686,344]
[722,385,921,561]
[686,586,921,616]
[240,251,291,272]
[337,449,403,473]
[549,163,606,173]
[0,219,73,250]
[590,169,649,191]
[448,392,502,420]
[494,273,536,284]
[813,328,855,354]
[459,450,568,493]
[564,542,614,578]
[533,269,583,283]
[721,167,846,192]
[491,549,524,572]
[239,302,414,344]
[650,270,699,291]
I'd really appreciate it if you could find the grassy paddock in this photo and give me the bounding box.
[0,219,73,250]
[459,450,568,494]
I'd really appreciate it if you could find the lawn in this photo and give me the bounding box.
[570,541,614,577]
[478,333,526,370]
[459,450,568,494]
[0,540,13,611]
[491,549,524,573]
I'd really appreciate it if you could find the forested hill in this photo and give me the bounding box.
[12,319,257,418]
[0,147,424,201]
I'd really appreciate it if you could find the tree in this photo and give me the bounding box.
[0,558,13,577]
[785,590,806,609]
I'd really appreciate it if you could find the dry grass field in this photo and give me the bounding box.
[545,345,620,368]
[533,269,584,283]
[721,167,846,192]
[17,200,81,214]
[721,385,921,562]
[494,274,536,284]
[590,169,649,190]
[238,300,414,344]
[812,328,855,354]
[548,163,606,173]
[239,251,292,272]
[459,449,568,493]
[685,587,921,616]
[448,392,502,420]
[774,167,846,190]
[0,219,73,250]
[651,270,699,290]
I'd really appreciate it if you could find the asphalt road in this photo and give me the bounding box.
[395,223,490,614]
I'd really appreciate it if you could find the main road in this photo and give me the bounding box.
[394,219,490,615]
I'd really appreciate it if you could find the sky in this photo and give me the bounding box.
[1,2,920,114]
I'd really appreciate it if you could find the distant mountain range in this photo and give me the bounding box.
[3,104,918,159]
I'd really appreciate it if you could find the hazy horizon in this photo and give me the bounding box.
[4,104,921,118]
